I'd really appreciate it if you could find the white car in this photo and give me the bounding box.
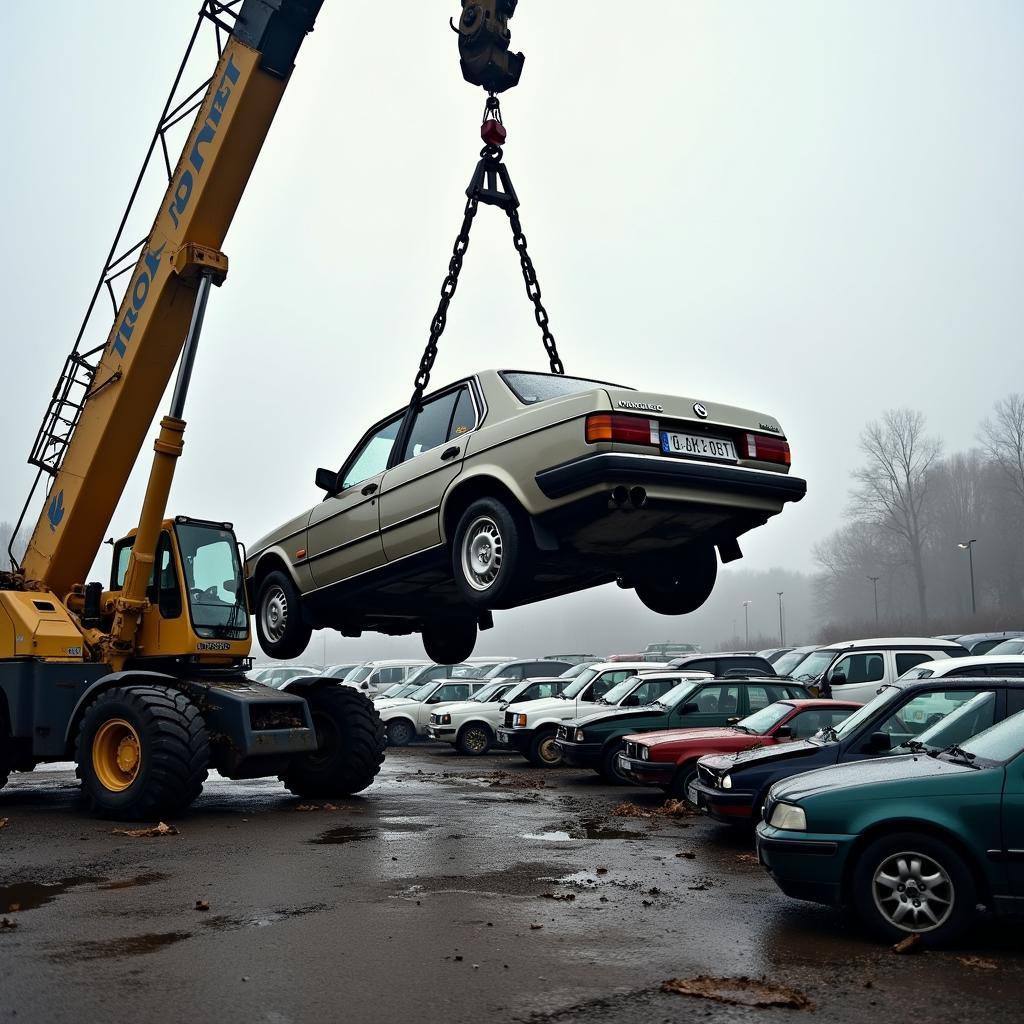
[426,676,571,754]
[378,678,493,746]
[493,661,682,766]
[342,659,430,696]
[896,654,1024,727]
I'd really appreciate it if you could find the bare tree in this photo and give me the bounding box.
[849,409,942,625]
[980,393,1024,509]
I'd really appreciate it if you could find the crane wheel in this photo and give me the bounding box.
[281,685,385,798]
[75,685,210,820]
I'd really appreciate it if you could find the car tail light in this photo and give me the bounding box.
[586,414,659,446]
[742,433,791,466]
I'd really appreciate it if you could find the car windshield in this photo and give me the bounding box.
[560,663,593,678]
[485,663,521,678]
[897,691,997,752]
[832,686,905,739]
[324,664,356,678]
[410,681,440,701]
[561,668,600,698]
[345,666,373,683]
[961,709,1024,763]
[378,683,406,698]
[500,371,625,405]
[404,666,441,686]
[470,682,508,702]
[790,649,835,681]
[175,522,248,639]
[600,676,641,704]
[772,649,813,676]
[988,640,1024,655]
[899,667,935,680]
[736,702,793,735]
[658,680,702,708]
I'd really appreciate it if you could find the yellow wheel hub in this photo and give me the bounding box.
[93,718,142,792]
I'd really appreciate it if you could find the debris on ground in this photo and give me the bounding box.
[295,803,340,812]
[611,799,695,819]
[662,976,813,1010]
[595,865,608,874]
[735,852,758,865]
[675,851,696,859]
[539,892,576,901]
[529,923,543,930]
[1,917,17,930]
[0,818,8,831]
[892,934,923,955]
[7,904,20,912]
[958,955,997,970]
[111,822,179,838]
[195,900,210,912]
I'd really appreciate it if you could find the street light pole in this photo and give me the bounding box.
[958,539,978,616]
[867,576,880,626]
[777,592,785,646]
[742,600,751,649]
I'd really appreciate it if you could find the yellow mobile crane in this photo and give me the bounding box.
[0,0,388,818]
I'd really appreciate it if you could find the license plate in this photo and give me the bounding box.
[687,783,699,806]
[661,431,736,461]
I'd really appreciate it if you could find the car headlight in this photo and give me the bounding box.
[574,728,585,742]
[640,746,649,760]
[769,803,807,831]
[721,774,733,790]
[515,714,528,727]
[440,714,451,725]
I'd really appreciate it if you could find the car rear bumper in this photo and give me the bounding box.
[688,780,757,822]
[755,823,850,907]
[554,740,602,768]
[617,755,675,787]
[535,452,807,505]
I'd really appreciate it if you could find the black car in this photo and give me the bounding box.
[667,652,776,677]
[691,677,1024,825]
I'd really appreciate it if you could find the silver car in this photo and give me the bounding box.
[246,370,805,662]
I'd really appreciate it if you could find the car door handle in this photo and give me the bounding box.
[441,446,461,461]
[361,482,379,496]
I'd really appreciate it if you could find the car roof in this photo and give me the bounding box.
[956,631,1024,643]
[588,661,669,670]
[820,637,967,651]
[777,698,862,710]
[360,659,430,668]
[890,675,1024,693]
[907,654,1024,672]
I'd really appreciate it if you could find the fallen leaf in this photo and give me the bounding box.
[529,923,543,930]
[892,934,923,955]
[662,976,813,1010]
[7,904,20,913]
[0,818,8,831]
[111,821,179,838]
[958,955,997,970]
[195,900,210,912]
[595,865,608,874]
[642,899,654,907]
[295,803,340,812]
[676,851,696,859]
[0,917,17,930]
[539,892,576,901]
[735,852,758,865]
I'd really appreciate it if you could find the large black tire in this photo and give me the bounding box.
[386,718,416,748]
[456,721,493,756]
[599,741,629,784]
[451,497,532,609]
[851,832,977,946]
[668,760,700,800]
[282,686,385,797]
[75,686,209,820]
[422,619,477,664]
[527,728,562,767]
[0,701,11,792]
[255,570,312,660]
[635,545,718,616]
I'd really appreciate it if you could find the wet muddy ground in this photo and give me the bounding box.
[1,746,1020,1023]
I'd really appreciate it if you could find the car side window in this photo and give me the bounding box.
[687,659,715,673]
[447,386,476,441]
[342,416,403,490]
[436,684,471,702]
[896,652,933,676]
[788,710,826,738]
[526,661,557,676]
[691,684,740,714]
[631,678,672,705]
[746,686,772,712]
[1009,690,1024,714]
[880,689,983,739]
[593,671,629,699]
[401,389,461,462]
[833,652,884,684]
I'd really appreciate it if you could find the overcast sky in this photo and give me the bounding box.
[1,1,1021,659]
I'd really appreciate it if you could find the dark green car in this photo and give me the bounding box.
[756,704,1024,945]
[554,675,808,782]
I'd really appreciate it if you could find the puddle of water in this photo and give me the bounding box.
[312,821,431,844]
[48,931,190,962]
[521,831,574,842]
[577,818,648,841]
[200,903,327,932]
[96,872,169,891]
[0,876,104,914]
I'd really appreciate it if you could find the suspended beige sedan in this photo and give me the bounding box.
[245,370,806,663]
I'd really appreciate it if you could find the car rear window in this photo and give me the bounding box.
[500,371,625,405]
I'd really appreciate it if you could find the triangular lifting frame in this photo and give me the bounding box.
[466,148,520,210]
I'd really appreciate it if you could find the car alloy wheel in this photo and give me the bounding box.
[459,725,490,755]
[261,584,289,643]
[871,850,954,933]
[536,734,560,765]
[461,515,504,592]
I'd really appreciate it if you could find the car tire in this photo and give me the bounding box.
[456,722,493,756]
[527,729,561,767]
[386,718,416,748]
[282,686,385,797]
[255,570,312,660]
[75,685,209,820]
[599,742,629,784]
[668,761,699,800]
[635,545,718,616]
[452,497,531,609]
[852,832,977,946]
[422,619,477,664]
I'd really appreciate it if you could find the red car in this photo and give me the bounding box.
[617,699,861,799]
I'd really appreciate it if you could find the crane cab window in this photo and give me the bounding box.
[174,522,247,640]
[111,533,181,618]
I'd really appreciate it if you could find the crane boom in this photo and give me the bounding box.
[19,0,323,599]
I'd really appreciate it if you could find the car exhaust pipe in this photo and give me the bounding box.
[611,486,630,507]
[629,486,648,509]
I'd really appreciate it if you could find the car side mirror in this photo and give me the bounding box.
[315,467,340,494]
[774,725,792,740]
[361,682,369,690]
[679,701,699,715]
[829,670,847,688]
[867,731,891,752]
[222,579,238,596]
[622,694,640,707]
